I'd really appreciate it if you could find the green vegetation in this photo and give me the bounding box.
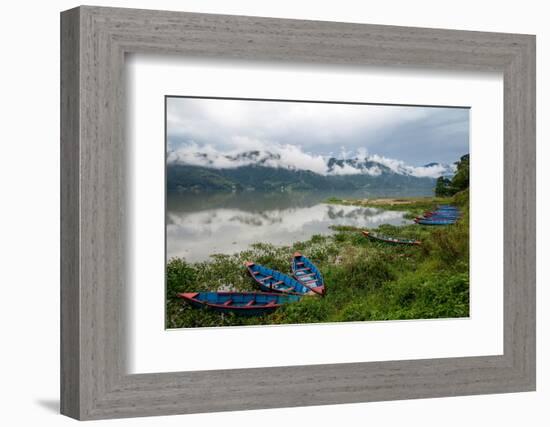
[167,163,436,193]
[166,190,470,328]
[435,154,470,197]
[325,196,454,219]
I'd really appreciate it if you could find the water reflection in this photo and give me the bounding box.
[167,192,413,262]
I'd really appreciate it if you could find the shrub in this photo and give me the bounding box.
[166,258,197,299]
[326,252,395,292]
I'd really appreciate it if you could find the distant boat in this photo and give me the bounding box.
[424,210,460,217]
[361,230,421,246]
[424,211,460,218]
[421,215,459,221]
[416,206,461,224]
[177,292,301,316]
[290,252,325,295]
[414,218,456,225]
[245,262,317,295]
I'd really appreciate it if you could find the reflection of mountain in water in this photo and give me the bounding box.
[167,189,431,214]
[167,195,410,262]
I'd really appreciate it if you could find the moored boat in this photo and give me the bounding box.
[291,252,325,295]
[361,230,421,246]
[414,218,456,225]
[245,262,317,295]
[423,215,460,221]
[415,205,461,225]
[177,291,301,316]
[424,211,460,218]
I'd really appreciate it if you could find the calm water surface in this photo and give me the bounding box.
[166,191,423,262]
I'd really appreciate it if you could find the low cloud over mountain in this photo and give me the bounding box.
[167,144,455,179]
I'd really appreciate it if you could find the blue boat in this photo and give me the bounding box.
[422,217,459,222]
[422,214,460,220]
[425,210,460,218]
[177,292,301,316]
[291,252,325,296]
[416,206,461,225]
[245,262,317,295]
[415,218,456,225]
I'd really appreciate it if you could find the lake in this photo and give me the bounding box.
[166,191,427,262]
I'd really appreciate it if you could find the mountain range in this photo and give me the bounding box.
[167,151,456,193]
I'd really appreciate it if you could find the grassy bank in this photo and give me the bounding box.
[326,195,455,219]
[166,191,469,328]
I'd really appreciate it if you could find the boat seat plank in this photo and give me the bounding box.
[246,300,255,306]
[223,300,233,306]
[259,276,273,282]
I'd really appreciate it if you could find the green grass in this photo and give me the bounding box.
[325,196,455,219]
[166,191,469,328]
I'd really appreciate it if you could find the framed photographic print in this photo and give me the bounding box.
[61,6,536,420]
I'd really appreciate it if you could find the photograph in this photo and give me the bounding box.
[165,96,470,328]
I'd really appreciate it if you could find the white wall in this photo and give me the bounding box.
[0,0,546,425]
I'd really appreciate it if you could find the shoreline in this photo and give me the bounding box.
[166,193,469,329]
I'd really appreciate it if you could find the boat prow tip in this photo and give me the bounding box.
[178,292,199,299]
[244,261,255,267]
[293,251,302,257]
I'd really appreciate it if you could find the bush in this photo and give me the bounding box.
[166,258,197,299]
[381,272,469,319]
[326,252,395,292]
[275,297,330,324]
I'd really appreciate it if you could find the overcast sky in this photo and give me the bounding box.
[167,97,469,169]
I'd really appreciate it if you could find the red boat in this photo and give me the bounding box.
[177,291,301,316]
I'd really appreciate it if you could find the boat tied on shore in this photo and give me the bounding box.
[361,230,421,246]
[177,291,301,316]
[291,252,325,295]
[245,262,318,295]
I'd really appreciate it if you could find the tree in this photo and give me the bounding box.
[435,176,453,197]
[450,154,469,193]
[434,154,470,197]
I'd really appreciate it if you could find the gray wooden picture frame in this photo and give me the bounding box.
[60,5,536,420]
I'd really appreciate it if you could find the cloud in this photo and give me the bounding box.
[168,139,328,175]
[168,140,451,178]
[167,203,410,261]
[166,97,469,169]
[368,154,456,178]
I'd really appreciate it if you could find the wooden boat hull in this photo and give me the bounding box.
[291,252,325,296]
[416,206,460,225]
[177,292,301,316]
[425,211,460,218]
[415,218,456,225]
[245,262,316,295]
[361,230,421,246]
[422,216,459,221]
